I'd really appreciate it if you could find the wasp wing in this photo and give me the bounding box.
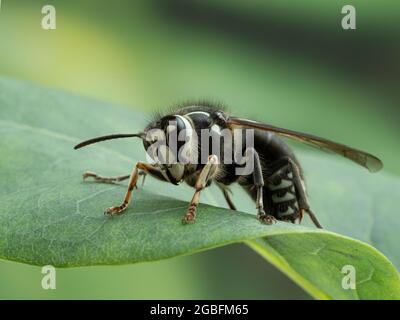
[227,117,383,173]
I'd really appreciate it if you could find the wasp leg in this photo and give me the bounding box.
[104,162,168,216]
[270,156,323,229]
[134,171,149,189]
[244,148,276,225]
[288,158,323,229]
[217,183,237,210]
[83,164,164,187]
[182,155,219,224]
[138,171,147,187]
[83,171,130,184]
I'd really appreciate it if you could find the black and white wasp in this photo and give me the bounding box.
[74,103,383,228]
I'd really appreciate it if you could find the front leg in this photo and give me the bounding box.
[104,162,168,216]
[83,163,167,186]
[182,155,219,224]
[83,171,130,184]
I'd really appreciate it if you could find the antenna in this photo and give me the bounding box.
[74,133,145,150]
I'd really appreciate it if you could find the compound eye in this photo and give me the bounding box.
[162,116,187,135]
[159,114,194,163]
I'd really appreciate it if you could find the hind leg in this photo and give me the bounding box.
[242,148,276,225]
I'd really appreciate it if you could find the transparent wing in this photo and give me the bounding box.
[227,117,383,173]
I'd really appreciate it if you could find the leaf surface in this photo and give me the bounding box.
[0,78,398,299]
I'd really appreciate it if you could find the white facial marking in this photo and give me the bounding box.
[146,128,165,142]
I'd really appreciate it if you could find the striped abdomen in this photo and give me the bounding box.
[266,166,301,222]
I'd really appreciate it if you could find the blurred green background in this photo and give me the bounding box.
[0,0,399,299]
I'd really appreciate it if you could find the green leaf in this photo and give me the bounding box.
[0,77,399,299]
[246,235,399,300]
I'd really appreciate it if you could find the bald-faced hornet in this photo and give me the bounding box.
[74,103,383,228]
